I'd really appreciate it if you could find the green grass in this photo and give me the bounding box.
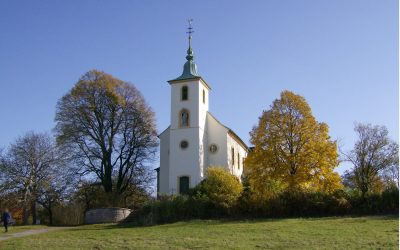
[0,216,398,249]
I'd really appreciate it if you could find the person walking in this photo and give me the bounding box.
[2,209,11,232]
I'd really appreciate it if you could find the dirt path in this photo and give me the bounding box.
[0,227,72,241]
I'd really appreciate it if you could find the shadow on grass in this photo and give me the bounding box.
[65,214,398,232]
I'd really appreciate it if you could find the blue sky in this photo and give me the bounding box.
[0,0,398,174]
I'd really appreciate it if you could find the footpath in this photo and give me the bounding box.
[0,227,71,241]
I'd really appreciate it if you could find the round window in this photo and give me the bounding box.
[180,140,189,149]
[209,144,218,154]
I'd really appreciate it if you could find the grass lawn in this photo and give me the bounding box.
[0,216,397,249]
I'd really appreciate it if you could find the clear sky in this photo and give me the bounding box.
[0,0,398,174]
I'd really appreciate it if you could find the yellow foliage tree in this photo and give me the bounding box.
[245,91,342,196]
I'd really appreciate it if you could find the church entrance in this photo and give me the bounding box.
[179,176,190,194]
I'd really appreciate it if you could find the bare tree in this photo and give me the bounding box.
[382,160,399,188]
[36,164,76,225]
[54,70,158,196]
[343,123,398,197]
[0,132,62,224]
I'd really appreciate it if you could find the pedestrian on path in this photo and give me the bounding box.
[1,209,11,232]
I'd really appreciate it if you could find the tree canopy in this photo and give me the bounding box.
[0,132,70,224]
[55,70,158,195]
[245,90,341,196]
[343,123,398,197]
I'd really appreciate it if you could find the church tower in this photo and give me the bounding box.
[164,20,211,194]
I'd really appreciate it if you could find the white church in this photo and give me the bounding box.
[157,25,249,195]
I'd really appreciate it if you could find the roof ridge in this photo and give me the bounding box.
[207,112,249,151]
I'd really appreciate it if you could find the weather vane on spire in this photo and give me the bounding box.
[187,18,194,48]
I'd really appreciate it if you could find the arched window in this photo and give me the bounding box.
[202,89,206,104]
[180,109,190,127]
[181,86,188,101]
[179,176,190,194]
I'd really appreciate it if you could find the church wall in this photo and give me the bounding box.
[206,113,229,170]
[158,128,170,194]
[199,126,207,180]
[227,134,247,178]
[169,127,203,194]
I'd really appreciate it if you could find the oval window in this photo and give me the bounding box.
[180,140,189,149]
[209,144,218,153]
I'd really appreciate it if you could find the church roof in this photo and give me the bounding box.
[158,126,170,138]
[168,21,211,90]
[173,46,199,81]
[207,112,249,151]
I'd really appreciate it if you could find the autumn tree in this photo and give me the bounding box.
[0,132,65,225]
[55,70,158,196]
[343,123,398,197]
[245,91,341,196]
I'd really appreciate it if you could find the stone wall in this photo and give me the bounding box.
[85,208,132,224]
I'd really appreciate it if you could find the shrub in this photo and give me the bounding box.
[381,186,399,213]
[133,168,242,225]
[134,195,214,225]
[52,202,85,226]
[193,167,243,211]
[133,173,397,226]
[348,186,399,215]
[237,189,353,218]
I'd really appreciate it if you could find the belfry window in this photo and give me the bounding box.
[203,89,205,104]
[181,86,188,101]
[180,109,190,127]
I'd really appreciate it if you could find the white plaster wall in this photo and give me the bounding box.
[158,128,170,194]
[198,83,209,180]
[227,134,248,179]
[167,79,209,194]
[206,113,229,171]
[169,127,202,194]
[199,126,207,180]
[170,80,209,130]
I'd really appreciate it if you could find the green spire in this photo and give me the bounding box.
[173,19,200,81]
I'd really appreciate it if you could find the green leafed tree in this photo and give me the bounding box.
[55,70,158,195]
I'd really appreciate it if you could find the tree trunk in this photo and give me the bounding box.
[103,178,113,193]
[22,189,30,225]
[48,208,53,226]
[31,201,37,225]
[103,161,113,193]
[22,205,29,225]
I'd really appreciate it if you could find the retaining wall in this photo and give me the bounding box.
[85,208,132,224]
